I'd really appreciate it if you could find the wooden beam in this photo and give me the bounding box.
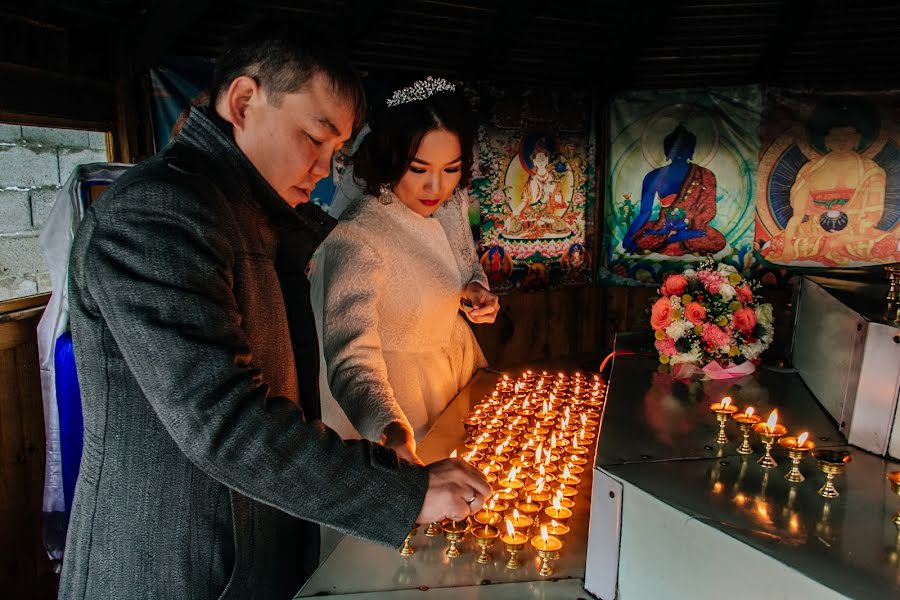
[753,0,813,83]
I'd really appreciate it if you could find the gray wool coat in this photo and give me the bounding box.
[59,107,428,600]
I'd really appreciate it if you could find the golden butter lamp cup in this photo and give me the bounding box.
[567,453,588,466]
[544,505,572,526]
[471,524,499,564]
[485,499,509,514]
[812,449,851,498]
[399,524,418,556]
[495,477,524,492]
[508,510,534,534]
[492,487,519,504]
[478,461,504,474]
[441,518,468,558]
[778,436,815,483]
[474,507,502,527]
[710,400,739,445]
[888,472,900,529]
[514,498,542,524]
[523,487,552,505]
[531,531,563,577]
[732,411,761,455]
[563,462,585,475]
[555,483,579,499]
[500,527,527,569]
[752,422,787,468]
[546,519,570,537]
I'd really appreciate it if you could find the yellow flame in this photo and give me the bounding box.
[551,519,559,528]
[553,497,561,511]
[745,406,754,417]
[766,409,778,432]
[450,450,458,458]
[507,466,518,481]
[505,519,515,537]
[581,414,587,426]
[535,443,543,463]
[536,477,545,492]
[526,494,533,504]
[544,450,552,466]
[513,508,520,520]
[482,466,490,476]
[797,432,809,447]
[721,396,732,409]
[551,432,557,448]
[563,465,571,478]
[488,499,496,510]
[543,399,548,414]
[541,525,549,543]
[712,481,723,494]
[495,442,505,455]
[572,436,579,449]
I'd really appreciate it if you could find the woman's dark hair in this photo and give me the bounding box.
[211,19,366,129]
[353,87,475,196]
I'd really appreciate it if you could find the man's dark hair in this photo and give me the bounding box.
[212,19,366,129]
[353,87,475,196]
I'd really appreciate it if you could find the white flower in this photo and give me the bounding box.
[755,303,774,326]
[668,295,683,310]
[683,268,697,280]
[717,263,738,277]
[718,284,736,301]
[665,319,693,340]
[671,348,702,364]
[741,340,768,360]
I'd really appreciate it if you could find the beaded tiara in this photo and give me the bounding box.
[386,76,456,107]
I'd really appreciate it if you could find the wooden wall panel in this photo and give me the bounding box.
[0,310,56,599]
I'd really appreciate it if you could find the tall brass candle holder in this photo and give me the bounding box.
[732,407,761,454]
[812,449,851,498]
[441,518,468,558]
[778,432,815,483]
[471,524,499,564]
[888,472,900,528]
[710,397,738,444]
[500,520,528,569]
[531,525,563,577]
[399,524,418,556]
[752,410,787,468]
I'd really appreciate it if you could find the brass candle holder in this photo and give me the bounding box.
[492,487,519,504]
[473,506,502,528]
[508,508,534,535]
[441,518,468,558]
[710,397,738,445]
[514,497,542,525]
[500,520,528,569]
[732,408,761,455]
[752,414,787,469]
[531,525,563,577]
[399,524,418,556]
[544,501,572,526]
[546,518,570,538]
[778,433,815,483]
[812,449,851,498]
[471,524,499,564]
[424,521,440,537]
[888,472,900,529]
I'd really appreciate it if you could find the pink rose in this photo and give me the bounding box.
[684,302,707,325]
[701,323,731,348]
[697,270,724,295]
[736,285,753,304]
[661,274,688,297]
[655,337,677,356]
[732,307,757,334]
[650,298,673,330]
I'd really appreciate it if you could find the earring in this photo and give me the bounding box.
[378,184,393,205]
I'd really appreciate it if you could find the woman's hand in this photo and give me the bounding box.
[461,282,499,324]
[381,421,423,465]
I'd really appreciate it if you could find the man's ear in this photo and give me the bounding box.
[216,75,260,132]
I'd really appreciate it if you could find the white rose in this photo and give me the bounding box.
[718,284,736,301]
[665,319,693,340]
[671,347,702,364]
[683,268,697,280]
[717,263,738,277]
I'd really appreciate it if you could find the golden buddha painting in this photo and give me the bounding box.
[757,93,900,267]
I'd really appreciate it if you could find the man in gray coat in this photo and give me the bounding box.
[59,21,489,600]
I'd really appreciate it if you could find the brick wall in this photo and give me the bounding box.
[0,124,107,301]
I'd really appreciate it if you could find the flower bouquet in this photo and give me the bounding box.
[650,259,774,380]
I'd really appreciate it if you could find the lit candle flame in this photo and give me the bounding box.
[513,508,520,521]
[450,450,458,458]
[766,409,778,433]
[745,407,754,417]
[536,477,545,491]
[565,406,571,420]
[797,432,809,447]
[495,441,506,455]
[505,519,515,537]
[535,443,543,463]
[563,465,571,478]
[551,432,557,449]
[507,466,518,481]
[541,524,549,544]
[581,414,587,426]
[488,499,496,510]
[553,497,561,511]
[527,494,533,504]
[551,519,559,528]
[544,450,552,466]
[572,435,579,449]
[482,466,491,477]
[721,397,731,410]
[543,399,548,414]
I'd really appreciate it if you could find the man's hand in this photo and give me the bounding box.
[381,421,423,465]
[416,458,492,524]
[461,282,499,324]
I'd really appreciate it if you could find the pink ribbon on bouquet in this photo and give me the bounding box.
[701,360,756,380]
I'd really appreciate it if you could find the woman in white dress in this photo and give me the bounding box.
[310,78,499,465]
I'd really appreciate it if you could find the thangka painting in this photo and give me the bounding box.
[601,87,761,285]
[470,87,596,292]
[755,90,900,270]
